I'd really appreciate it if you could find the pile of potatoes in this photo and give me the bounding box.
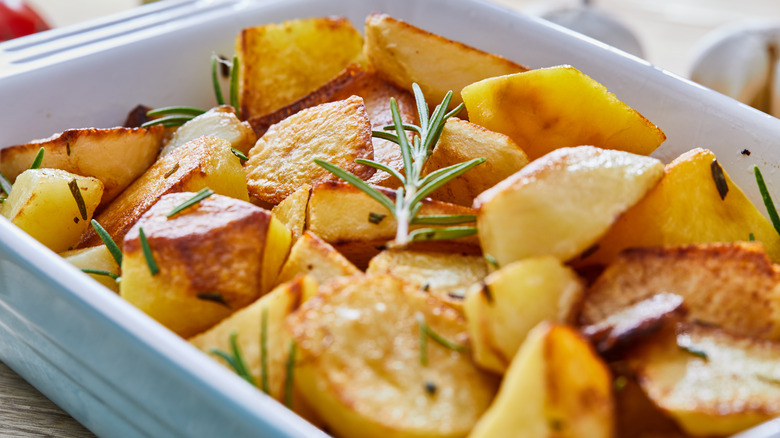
[3,12,780,438]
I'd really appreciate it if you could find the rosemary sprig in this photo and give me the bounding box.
[416,312,468,366]
[211,332,256,386]
[315,83,485,247]
[80,268,120,280]
[90,219,122,266]
[754,165,780,235]
[138,227,159,276]
[284,340,297,408]
[211,55,225,106]
[29,147,44,170]
[166,188,214,218]
[260,307,270,395]
[229,55,240,118]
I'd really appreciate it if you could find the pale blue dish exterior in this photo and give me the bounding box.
[1,0,780,436]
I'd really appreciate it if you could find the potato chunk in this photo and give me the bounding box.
[236,16,364,119]
[628,323,780,436]
[0,126,163,207]
[364,13,527,108]
[244,96,374,205]
[289,274,498,438]
[581,148,780,265]
[580,242,780,342]
[78,136,248,249]
[2,168,103,252]
[120,192,290,338]
[60,245,120,293]
[271,183,311,242]
[160,106,256,156]
[464,256,583,374]
[474,146,664,267]
[469,322,614,438]
[274,231,360,286]
[461,65,666,160]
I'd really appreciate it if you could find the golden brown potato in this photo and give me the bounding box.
[364,13,527,108]
[628,323,780,436]
[580,242,780,342]
[0,126,163,207]
[2,168,103,253]
[120,192,290,338]
[464,256,583,374]
[78,136,248,249]
[236,16,364,119]
[421,117,529,207]
[244,96,375,205]
[274,231,360,287]
[474,146,664,267]
[289,274,499,438]
[461,65,667,160]
[469,322,614,438]
[271,183,311,242]
[614,376,689,438]
[161,106,256,156]
[60,245,121,293]
[580,148,780,266]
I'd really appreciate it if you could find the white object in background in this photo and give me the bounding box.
[690,21,780,117]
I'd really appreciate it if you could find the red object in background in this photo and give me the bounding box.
[0,0,49,42]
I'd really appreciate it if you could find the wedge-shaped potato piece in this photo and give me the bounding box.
[615,375,688,438]
[366,249,487,308]
[275,231,360,286]
[189,276,320,422]
[462,65,666,160]
[464,256,583,374]
[364,13,527,108]
[308,181,480,268]
[60,245,120,293]
[78,136,248,249]
[628,323,780,436]
[2,168,103,252]
[248,64,418,188]
[421,118,529,206]
[160,106,256,156]
[237,17,364,119]
[475,146,664,267]
[245,96,374,205]
[271,183,311,242]
[289,274,498,438]
[469,322,614,438]
[120,192,290,338]
[581,148,780,266]
[581,242,780,342]
[0,126,163,207]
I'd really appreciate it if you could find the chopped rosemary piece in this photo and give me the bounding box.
[315,84,485,248]
[197,293,230,308]
[80,268,119,280]
[211,332,256,386]
[484,254,499,269]
[580,243,600,260]
[284,340,297,409]
[417,312,468,367]
[211,55,226,106]
[91,219,122,266]
[164,163,179,178]
[166,188,214,218]
[750,233,756,241]
[141,115,196,128]
[230,55,240,118]
[231,148,249,162]
[710,159,729,200]
[424,381,437,395]
[756,374,780,385]
[138,227,159,276]
[613,375,628,392]
[679,345,709,361]
[479,282,493,304]
[0,170,11,196]
[29,147,44,170]
[368,212,387,224]
[754,165,780,235]
[418,313,429,366]
[260,307,270,395]
[66,142,71,156]
[68,179,88,221]
[145,106,206,117]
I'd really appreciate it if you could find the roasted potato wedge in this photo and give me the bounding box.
[469,322,614,438]
[271,183,311,242]
[364,13,527,108]
[60,245,121,293]
[474,146,664,267]
[0,126,163,207]
[244,96,374,205]
[120,192,291,338]
[289,274,499,438]
[160,106,256,156]
[78,136,248,249]
[236,16,364,119]
[461,65,666,160]
[275,231,360,287]
[2,168,103,253]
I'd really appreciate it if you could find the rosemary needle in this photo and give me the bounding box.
[68,179,88,221]
[284,341,297,409]
[138,227,159,276]
[0,170,12,196]
[80,268,119,280]
[90,219,122,266]
[754,165,780,235]
[166,188,214,218]
[29,147,44,170]
[211,332,256,386]
[231,148,249,162]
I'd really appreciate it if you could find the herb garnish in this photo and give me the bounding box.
[0,170,12,196]
[679,345,709,361]
[197,292,230,308]
[231,148,249,162]
[613,375,628,392]
[211,332,256,386]
[710,159,729,200]
[416,312,468,366]
[484,254,499,269]
[90,219,122,266]
[756,374,780,385]
[138,227,159,276]
[68,179,88,221]
[163,163,180,178]
[424,381,437,395]
[754,165,780,235]
[80,268,120,281]
[260,308,270,395]
[368,212,386,224]
[284,340,297,408]
[29,147,44,170]
[315,84,484,248]
[166,188,214,218]
[750,233,756,241]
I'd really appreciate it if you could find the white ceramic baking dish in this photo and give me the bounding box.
[1,0,779,436]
